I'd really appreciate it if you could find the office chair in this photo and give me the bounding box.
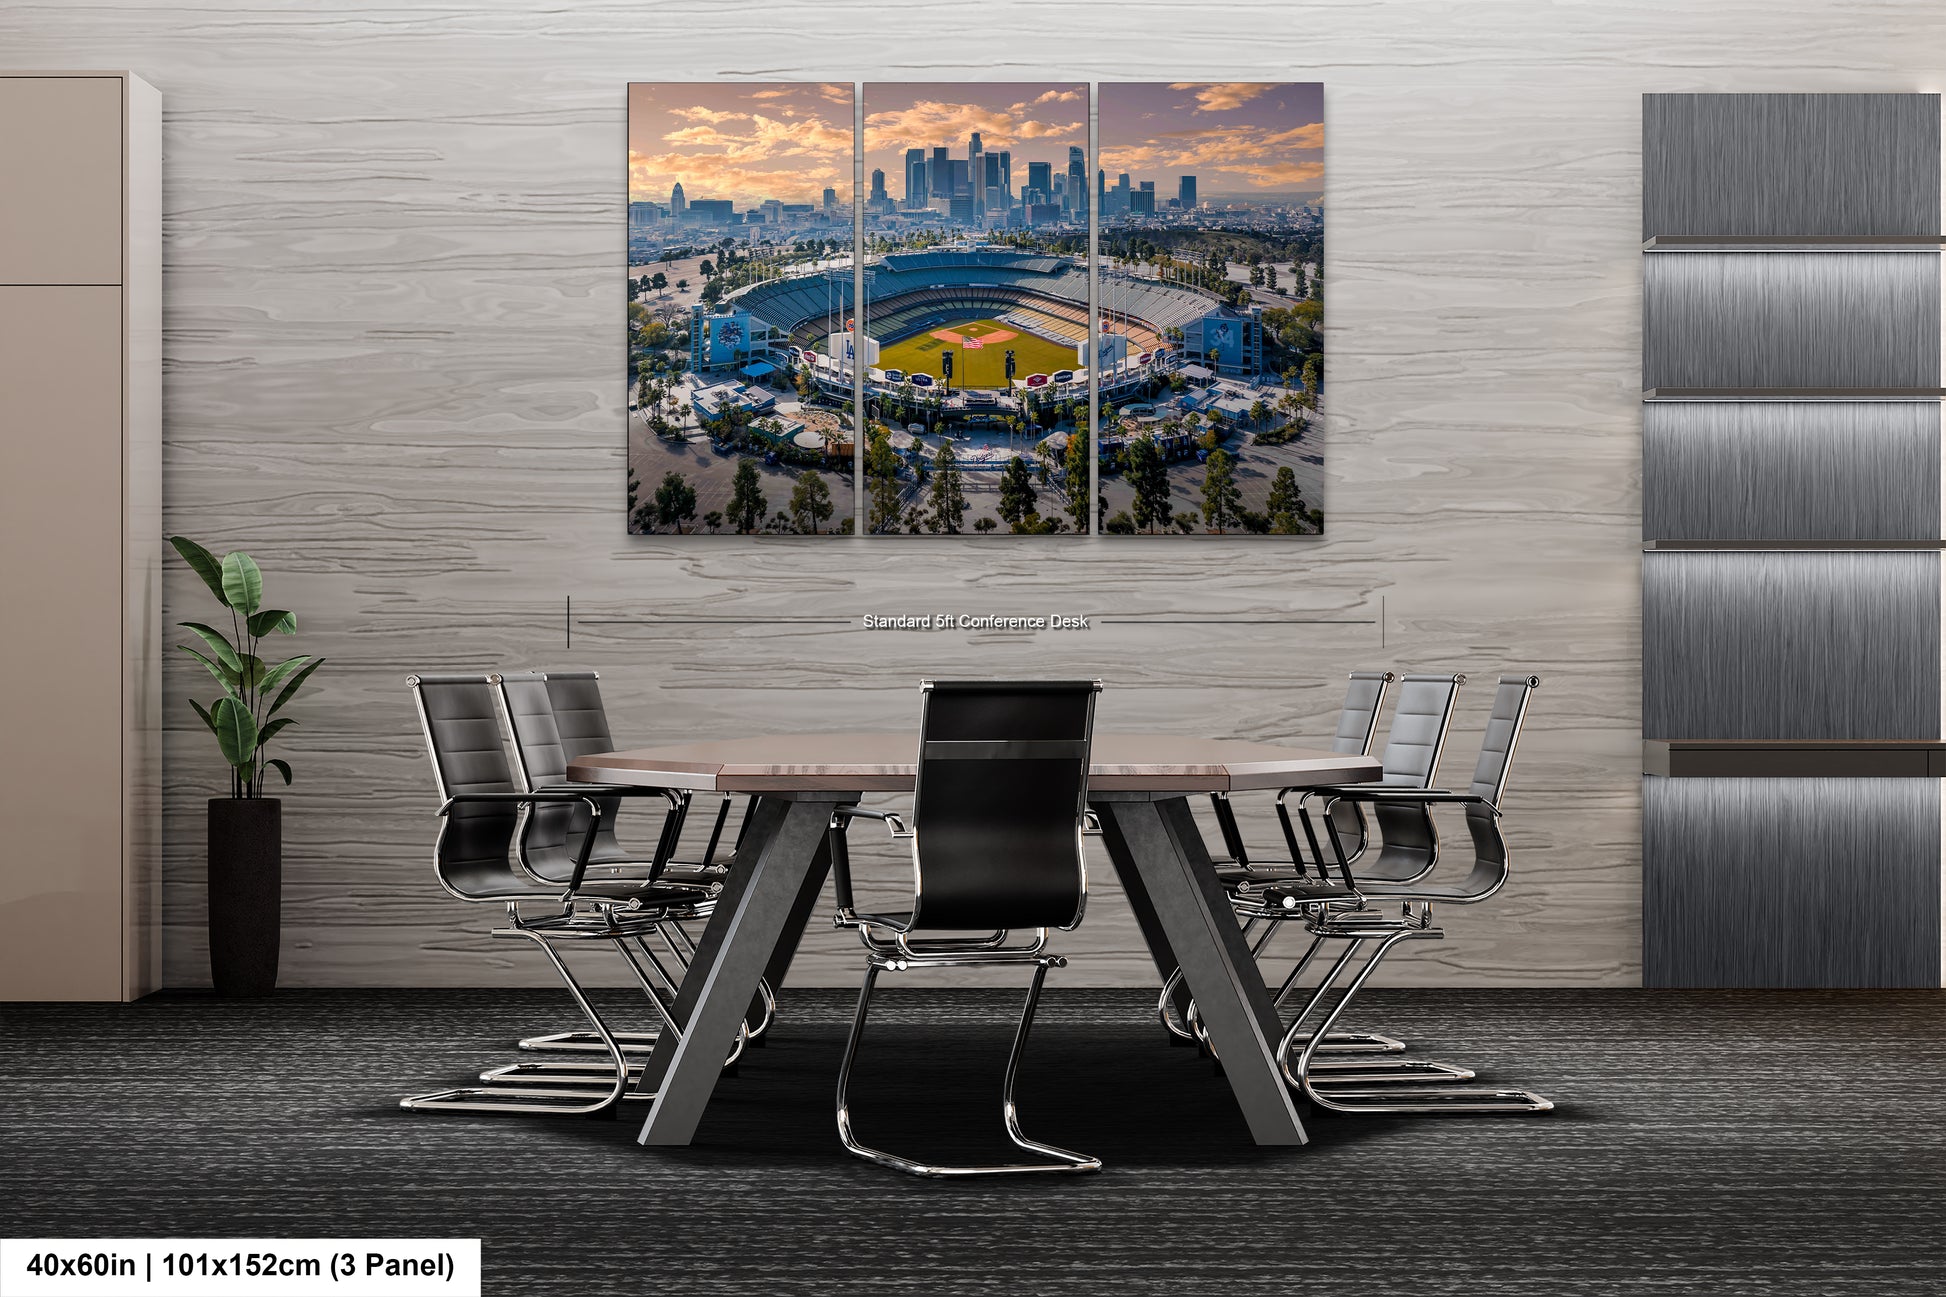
[827,679,1103,1177]
[1165,672,1464,1061]
[491,671,767,1064]
[1164,670,1394,1049]
[399,673,718,1115]
[1275,674,1553,1114]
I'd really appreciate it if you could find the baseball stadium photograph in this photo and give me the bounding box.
[626,81,857,535]
[1096,82,1325,537]
[856,82,1093,535]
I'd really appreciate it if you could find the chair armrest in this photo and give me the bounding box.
[832,806,912,838]
[1324,788,1502,816]
[1082,810,1102,836]
[437,790,636,897]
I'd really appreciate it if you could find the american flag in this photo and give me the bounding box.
[963,335,983,350]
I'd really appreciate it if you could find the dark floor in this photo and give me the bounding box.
[2,986,1942,1295]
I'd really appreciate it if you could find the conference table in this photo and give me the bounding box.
[568,732,1380,1148]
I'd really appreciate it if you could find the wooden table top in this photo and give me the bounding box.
[567,732,1379,794]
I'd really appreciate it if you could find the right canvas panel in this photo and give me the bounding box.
[1096,83,1325,536]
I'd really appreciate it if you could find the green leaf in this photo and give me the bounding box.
[255,716,295,749]
[266,759,293,786]
[234,654,265,689]
[257,654,312,696]
[210,695,258,768]
[178,644,240,691]
[220,552,263,615]
[249,608,296,636]
[178,622,242,673]
[266,657,323,715]
[170,536,229,606]
[188,698,218,735]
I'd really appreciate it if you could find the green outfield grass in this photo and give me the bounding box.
[872,319,1080,390]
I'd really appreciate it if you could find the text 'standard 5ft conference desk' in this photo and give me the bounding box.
[568,733,1380,1148]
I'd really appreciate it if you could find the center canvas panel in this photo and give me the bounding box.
[627,82,856,535]
[1096,82,1325,536]
[860,83,1091,535]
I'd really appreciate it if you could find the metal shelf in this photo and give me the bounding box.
[1646,739,1946,778]
[1643,387,1946,402]
[1643,235,1946,252]
[1643,539,1946,552]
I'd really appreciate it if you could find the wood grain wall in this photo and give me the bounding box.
[9,0,1946,987]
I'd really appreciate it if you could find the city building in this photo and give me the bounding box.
[1026,160,1051,195]
[1179,175,1198,210]
[904,147,927,208]
[1066,146,1087,219]
[1131,181,1155,215]
[669,181,686,217]
[968,131,985,220]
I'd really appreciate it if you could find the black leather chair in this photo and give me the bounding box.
[1275,674,1552,1114]
[827,679,1103,1177]
[1161,671,1396,1048]
[400,673,714,1116]
[490,670,767,1063]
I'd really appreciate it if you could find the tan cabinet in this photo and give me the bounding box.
[0,73,160,1000]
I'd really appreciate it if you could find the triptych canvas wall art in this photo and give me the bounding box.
[626,82,1324,537]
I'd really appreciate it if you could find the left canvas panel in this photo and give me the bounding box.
[628,83,857,535]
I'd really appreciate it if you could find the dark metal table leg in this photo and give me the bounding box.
[636,794,847,1146]
[1093,794,1308,1147]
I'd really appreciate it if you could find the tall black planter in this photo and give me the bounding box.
[208,797,282,997]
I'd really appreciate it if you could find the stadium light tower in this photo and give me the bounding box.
[941,348,953,393]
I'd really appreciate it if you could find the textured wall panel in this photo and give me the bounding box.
[1643,93,1941,238]
[1644,776,1941,987]
[1643,551,1941,739]
[1643,402,1941,540]
[54,1,1946,989]
[1643,253,1941,390]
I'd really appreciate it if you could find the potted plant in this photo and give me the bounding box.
[170,537,324,997]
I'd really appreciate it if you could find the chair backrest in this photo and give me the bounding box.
[1346,673,1464,884]
[1323,670,1395,860]
[1452,674,1541,901]
[494,670,633,883]
[909,679,1100,932]
[408,673,525,900]
[1376,672,1465,787]
[1331,670,1395,756]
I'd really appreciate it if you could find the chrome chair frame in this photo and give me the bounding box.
[489,670,768,1060]
[826,679,1104,1177]
[399,673,725,1116]
[1273,675,1553,1115]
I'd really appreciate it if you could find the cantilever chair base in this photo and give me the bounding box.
[399,1088,631,1115]
[1305,1086,1554,1114]
[519,1029,661,1054]
[837,957,1100,1178]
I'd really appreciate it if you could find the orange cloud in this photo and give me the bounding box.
[1168,82,1273,112]
[863,97,1084,153]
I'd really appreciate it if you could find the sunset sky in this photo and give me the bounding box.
[628,82,852,209]
[1097,82,1324,201]
[861,83,1087,199]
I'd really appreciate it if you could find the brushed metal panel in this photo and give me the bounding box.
[1643,551,1941,740]
[1643,254,1941,391]
[1644,94,1941,238]
[1643,776,1940,987]
[1643,402,1940,540]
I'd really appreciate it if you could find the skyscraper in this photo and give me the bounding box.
[995,150,1011,207]
[904,147,927,208]
[930,146,949,204]
[822,186,837,215]
[1066,146,1087,220]
[869,169,887,203]
[968,132,985,219]
[1132,181,1155,215]
[1178,175,1198,211]
[669,182,687,217]
[1026,160,1051,195]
